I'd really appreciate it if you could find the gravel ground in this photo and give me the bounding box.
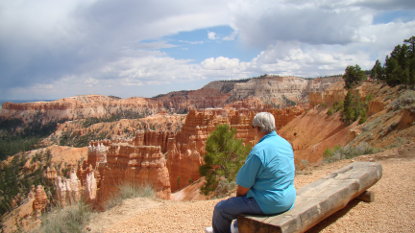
[87,146,415,233]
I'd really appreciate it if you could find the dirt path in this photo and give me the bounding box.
[87,145,415,233]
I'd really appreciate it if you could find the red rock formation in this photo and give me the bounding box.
[279,108,355,164]
[46,165,83,207]
[166,107,303,191]
[0,95,164,124]
[88,140,111,167]
[153,75,343,112]
[308,78,346,107]
[85,164,98,201]
[32,185,48,218]
[44,166,57,181]
[93,142,171,207]
[0,76,342,131]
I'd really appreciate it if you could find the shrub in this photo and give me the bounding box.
[34,202,92,233]
[324,143,380,163]
[59,131,107,147]
[323,145,342,160]
[391,89,415,111]
[327,101,343,116]
[104,183,155,210]
[82,111,149,127]
[214,180,237,198]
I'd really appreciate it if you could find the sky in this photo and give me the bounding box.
[0,0,414,100]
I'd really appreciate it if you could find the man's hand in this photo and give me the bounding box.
[236,185,250,197]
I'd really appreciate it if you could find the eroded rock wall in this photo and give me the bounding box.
[166,107,303,191]
[90,141,171,206]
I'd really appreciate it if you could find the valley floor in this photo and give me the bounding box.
[87,144,415,233]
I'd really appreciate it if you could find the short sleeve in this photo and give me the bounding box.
[236,154,262,188]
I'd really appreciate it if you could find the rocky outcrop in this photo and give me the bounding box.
[166,109,255,191]
[166,107,304,191]
[278,108,355,164]
[45,167,82,207]
[89,140,171,206]
[85,165,98,201]
[1,76,342,131]
[154,75,344,111]
[32,185,48,217]
[0,95,164,124]
[84,107,303,198]
[308,77,346,107]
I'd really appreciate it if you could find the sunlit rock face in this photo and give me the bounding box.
[87,140,171,206]
[166,107,304,191]
[0,95,164,124]
[152,75,344,112]
[0,75,341,127]
[85,106,304,198]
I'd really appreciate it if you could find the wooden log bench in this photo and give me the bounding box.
[238,161,383,233]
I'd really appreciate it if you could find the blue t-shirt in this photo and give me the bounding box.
[236,131,296,215]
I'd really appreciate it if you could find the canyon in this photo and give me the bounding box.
[1,75,414,232]
[0,75,342,124]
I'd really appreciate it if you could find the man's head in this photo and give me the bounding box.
[252,112,276,134]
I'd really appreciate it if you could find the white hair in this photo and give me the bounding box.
[252,112,276,133]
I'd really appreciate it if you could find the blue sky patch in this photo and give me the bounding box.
[157,25,260,63]
[373,10,415,24]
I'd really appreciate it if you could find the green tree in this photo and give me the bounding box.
[404,36,415,57]
[199,124,251,195]
[343,65,367,89]
[342,90,368,125]
[404,36,415,87]
[383,41,413,87]
[371,60,384,80]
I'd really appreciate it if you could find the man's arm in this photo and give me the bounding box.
[236,185,250,197]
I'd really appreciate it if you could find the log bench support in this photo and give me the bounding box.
[238,161,382,233]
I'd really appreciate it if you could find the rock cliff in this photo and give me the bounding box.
[0,75,342,127]
[87,138,171,206]
[154,108,302,192]
[84,107,304,199]
[153,75,344,111]
[0,95,163,124]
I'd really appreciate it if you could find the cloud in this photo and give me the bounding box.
[0,0,414,100]
[208,31,217,40]
[229,0,373,47]
[0,0,230,98]
[223,30,238,41]
[355,0,415,10]
[250,41,372,77]
[201,56,248,71]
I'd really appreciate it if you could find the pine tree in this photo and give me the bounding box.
[404,36,415,58]
[371,60,384,80]
[404,36,415,87]
[369,35,415,88]
[342,90,368,125]
[199,124,250,195]
[343,65,367,89]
